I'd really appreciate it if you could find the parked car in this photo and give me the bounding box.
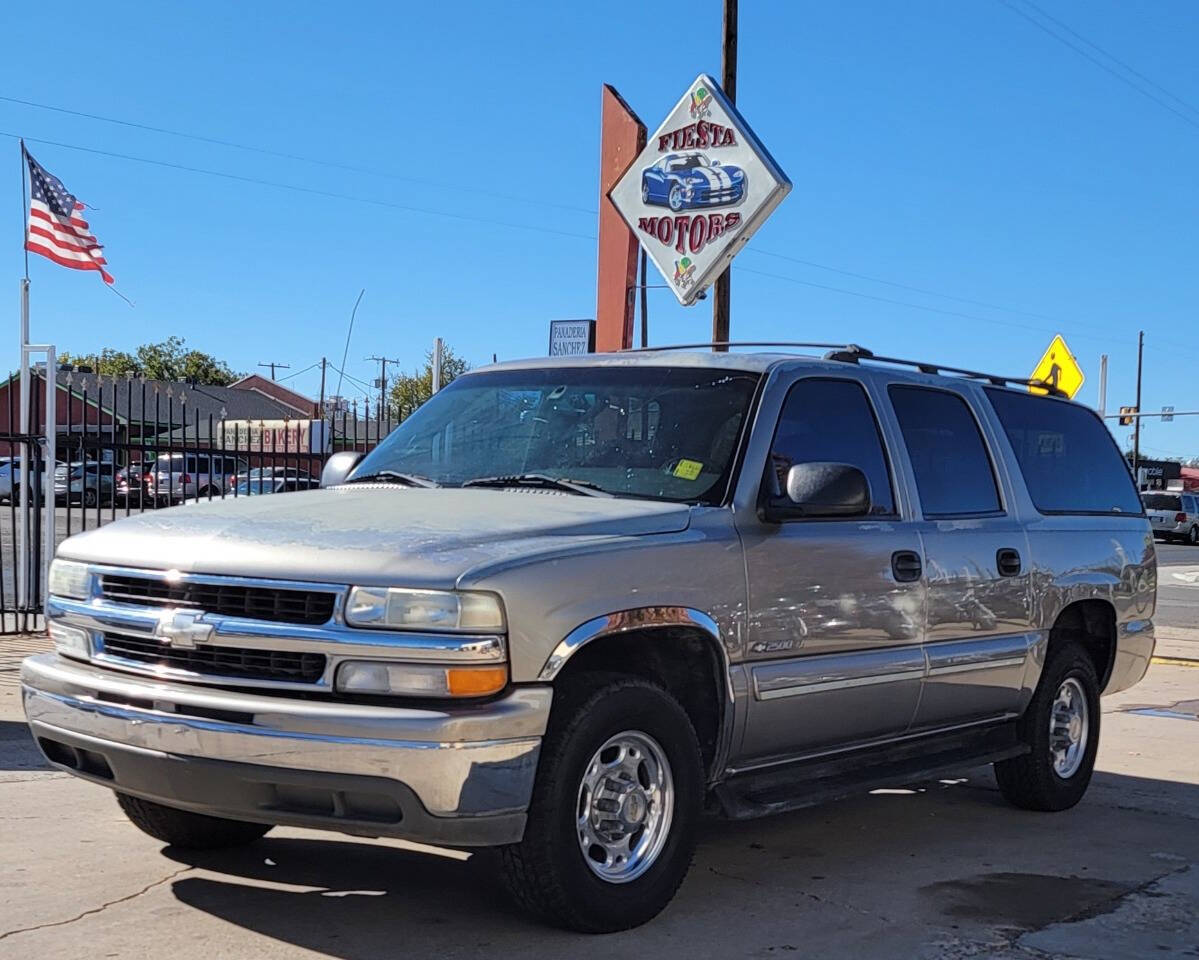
[142,452,248,505]
[54,461,114,508]
[114,465,145,507]
[232,467,320,496]
[1141,490,1199,544]
[0,457,54,504]
[23,347,1156,932]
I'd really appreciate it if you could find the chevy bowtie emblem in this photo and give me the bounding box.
[154,610,213,649]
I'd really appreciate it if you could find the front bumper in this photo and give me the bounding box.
[21,653,551,846]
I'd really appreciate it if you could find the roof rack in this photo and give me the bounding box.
[624,341,867,354]
[619,341,1068,399]
[823,345,1069,399]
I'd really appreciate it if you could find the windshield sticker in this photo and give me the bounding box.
[673,459,704,481]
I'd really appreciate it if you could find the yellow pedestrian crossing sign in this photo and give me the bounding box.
[1029,334,1084,399]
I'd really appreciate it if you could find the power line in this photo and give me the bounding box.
[0,131,595,242]
[1011,0,1199,120]
[276,361,320,382]
[0,94,596,215]
[996,0,1199,133]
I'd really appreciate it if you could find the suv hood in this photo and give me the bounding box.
[58,487,693,589]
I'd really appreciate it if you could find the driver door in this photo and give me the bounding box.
[736,375,926,763]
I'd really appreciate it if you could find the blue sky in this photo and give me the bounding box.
[3,1,1197,456]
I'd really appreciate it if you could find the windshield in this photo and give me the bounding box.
[668,155,707,170]
[349,366,760,502]
[235,480,281,495]
[1143,493,1182,510]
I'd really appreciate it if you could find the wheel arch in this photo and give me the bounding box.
[539,607,733,781]
[1047,599,1117,690]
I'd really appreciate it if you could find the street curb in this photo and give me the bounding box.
[1152,656,1199,668]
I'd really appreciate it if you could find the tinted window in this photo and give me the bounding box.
[986,389,1142,515]
[769,379,895,515]
[1143,493,1180,511]
[890,386,1000,517]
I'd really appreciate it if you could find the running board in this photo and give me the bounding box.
[715,720,1026,820]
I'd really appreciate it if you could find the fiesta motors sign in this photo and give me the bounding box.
[609,74,791,306]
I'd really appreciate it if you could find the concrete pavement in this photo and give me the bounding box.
[1,635,1196,958]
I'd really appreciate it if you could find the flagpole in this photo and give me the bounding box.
[17,141,30,611]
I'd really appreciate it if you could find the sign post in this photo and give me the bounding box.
[609,74,790,309]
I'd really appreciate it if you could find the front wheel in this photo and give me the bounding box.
[498,676,703,932]
[1188,525,1198,546]
[994,641,1100,811]
[116,793,272,849]
[83,488,98,508]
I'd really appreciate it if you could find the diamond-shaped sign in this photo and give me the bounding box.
[609,74,791,307]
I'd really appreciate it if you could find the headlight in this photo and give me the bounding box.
[48,559,91,600]
[345,587,505,632]
[336,661,508,698]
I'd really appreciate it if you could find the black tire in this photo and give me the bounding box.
[498,675,703,933]
[83,488,97,508]
[116,792,271,849]
[994,641,1100,812]
[1189,525,1199,546]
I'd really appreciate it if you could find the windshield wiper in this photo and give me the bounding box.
[347,470,440,488]
[461,473,612,497]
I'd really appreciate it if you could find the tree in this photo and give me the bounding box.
[389,344,468,417]
[57,348,140,378]
[59,337,240,385]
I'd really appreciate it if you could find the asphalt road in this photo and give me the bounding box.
[1150,542,1199,629]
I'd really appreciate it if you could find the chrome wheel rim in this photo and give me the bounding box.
[1049,677,1089,778]
[576,730,674,884]
[668,184,683,211]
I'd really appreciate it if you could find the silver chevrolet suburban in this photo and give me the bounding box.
[21,345,1156,932]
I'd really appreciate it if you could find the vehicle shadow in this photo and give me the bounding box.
[0,719,50,770]
[159,768,1199,958]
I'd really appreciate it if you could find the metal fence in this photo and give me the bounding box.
[0,378,397,634]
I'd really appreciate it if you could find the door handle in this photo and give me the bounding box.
[996,548,1022,577]
[891,550,922,583]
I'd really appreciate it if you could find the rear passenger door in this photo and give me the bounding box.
[886,384,1034,729]
[737,376,926,762]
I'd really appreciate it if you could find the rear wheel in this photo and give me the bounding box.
[498,676,702,932]
[1188,525,1198,546]
[83,488,98,508]
[116,793,272,849]
[994,641,1099,811]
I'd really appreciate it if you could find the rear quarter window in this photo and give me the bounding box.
[984,388,1141,515]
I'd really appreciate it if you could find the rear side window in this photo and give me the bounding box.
[770,378,895,515]
[889,386,1001,517]
[985,388,1141,515]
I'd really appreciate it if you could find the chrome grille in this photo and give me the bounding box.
[99,574,336,625]
[100,632,327,683]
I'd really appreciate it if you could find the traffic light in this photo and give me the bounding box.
[1118,406,1137,426]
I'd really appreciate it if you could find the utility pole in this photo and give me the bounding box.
[258,361,290,381]
[318,357,327,418]
[1133,331,1144,485]
[639,249,649,348]
[711,0,737,352]
[1097,354,1107,418]
[432,337,444,395]
[366,355,400,421]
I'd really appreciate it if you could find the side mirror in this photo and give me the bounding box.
[320,451,365,488]
[762,461,871,522]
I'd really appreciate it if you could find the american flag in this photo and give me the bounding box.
[24,146,113,285]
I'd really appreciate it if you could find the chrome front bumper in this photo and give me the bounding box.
[21,653,552,846]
